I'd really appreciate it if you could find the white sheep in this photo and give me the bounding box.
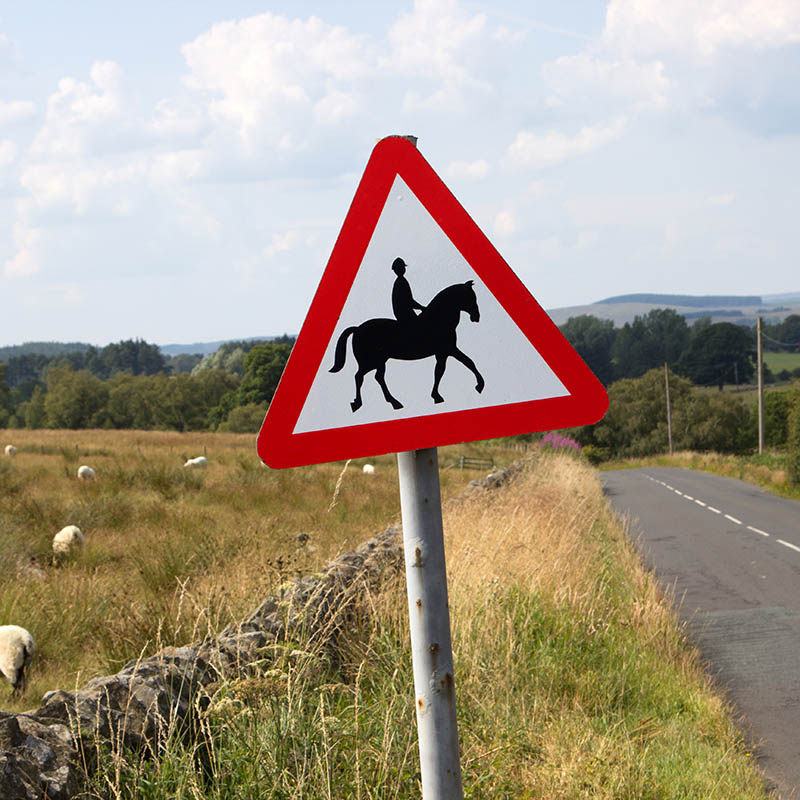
[0,625,35,696]
[4,445,17,457]
[362,463,376,474]
[183,456,208,469]
[77,465,96,480]
[53,524,84,558]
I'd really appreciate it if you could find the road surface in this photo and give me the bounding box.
[601,467,800,798]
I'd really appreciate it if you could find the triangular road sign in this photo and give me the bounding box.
[258,136,608,468]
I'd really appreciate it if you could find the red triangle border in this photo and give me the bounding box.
[258,137,608,468]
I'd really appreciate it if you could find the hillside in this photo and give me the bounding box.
[548,292,800,327]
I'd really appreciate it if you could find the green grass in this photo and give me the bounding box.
[603,449,800,502]
[1,434,770,797]
[76,451,769,798]
[763,351,800,375]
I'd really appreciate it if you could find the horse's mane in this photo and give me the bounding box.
[422,281,474,316]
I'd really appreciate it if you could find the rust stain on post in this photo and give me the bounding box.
[415,546,423,567]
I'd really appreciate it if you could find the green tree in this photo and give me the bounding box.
[44,366,109,428]
[574,367,751,458]
[221,403,268,433]
[745,391,791,448]
[612,309,689,379]
[100,339,166,377]
[0,363,9,427]
[559,316,616,385]
[209,341,292,428]
[672,392,750,454]
[787,388,800,486]
[579,368,692,457]
[678,321,755,389]
[19,385,47,429]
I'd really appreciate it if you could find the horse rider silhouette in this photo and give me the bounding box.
[391,257,425,322]
[329,265,485,412]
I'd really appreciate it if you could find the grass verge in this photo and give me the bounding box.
[77,453,768,799]
[602,449,800,502]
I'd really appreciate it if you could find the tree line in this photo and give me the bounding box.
[0,338,294,433]
[560,310,800,389]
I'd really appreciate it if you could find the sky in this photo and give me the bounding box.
[1,0,799,347]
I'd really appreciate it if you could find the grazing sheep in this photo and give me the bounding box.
[4,445,17,457]
[77,465,96,480]
[362,463,376,474]
[0,625,35,696]
[183,456,208,468]
[53,525,84,558]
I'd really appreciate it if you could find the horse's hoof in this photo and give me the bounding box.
[432,395,444,404]
[391,400,404,410]
[475,382,484,394]
[351,400,362,412]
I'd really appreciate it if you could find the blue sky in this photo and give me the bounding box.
[1,0,799,346]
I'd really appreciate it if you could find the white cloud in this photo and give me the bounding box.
[493,210,516,236]
[30,60,125,159]
[0,139,16,168]
[604,0,800,60]
[505,119,627,170]
[3,220,41,278]
[386,0,499,110]
[446,159,489,180]
[0,99,36,126]
[181,14,371,153]
[19,160,147,218]
[264,230,299,259]
[706,192,736,206]
[543,53,671,112]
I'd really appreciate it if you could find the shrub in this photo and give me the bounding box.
[788,389,800,486]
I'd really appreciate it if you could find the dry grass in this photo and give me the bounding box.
[0,429,515,711]
[0,435,769,797]
[611,449,799,500]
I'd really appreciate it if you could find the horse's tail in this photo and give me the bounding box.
[329,326,358,373]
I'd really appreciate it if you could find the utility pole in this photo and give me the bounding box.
[757,316,764,454]
[664,363,673,455]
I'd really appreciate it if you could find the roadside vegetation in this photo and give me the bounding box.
[0,432,770,797]
[1,311,799,435]
[0,429,515,710]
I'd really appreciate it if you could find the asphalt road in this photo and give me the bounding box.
[601,467,800,798]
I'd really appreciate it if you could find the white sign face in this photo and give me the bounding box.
[293,176,568,434]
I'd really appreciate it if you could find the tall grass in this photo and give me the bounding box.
[609,449,800,501]
[0,429,509,709]
[56,449,769,798]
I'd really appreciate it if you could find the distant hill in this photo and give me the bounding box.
[547,292,800,327]
[596,293,761,308]
[0,341,94,361]
[159,336,283,357]
[0,337,291,362]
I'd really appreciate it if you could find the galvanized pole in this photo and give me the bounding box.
[757,316,764,454]
[397,447,463,800]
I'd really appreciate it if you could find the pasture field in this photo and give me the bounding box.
[0,428,515,711]
[764,351,800,375]
[1,433,768,797]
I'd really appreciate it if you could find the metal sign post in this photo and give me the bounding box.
[397,447,463,799]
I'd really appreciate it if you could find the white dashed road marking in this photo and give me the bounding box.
[642,473,800,556]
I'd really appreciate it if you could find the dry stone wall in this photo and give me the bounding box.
[0,460,524,799]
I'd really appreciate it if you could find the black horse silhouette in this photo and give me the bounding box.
[329,280,485,412]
